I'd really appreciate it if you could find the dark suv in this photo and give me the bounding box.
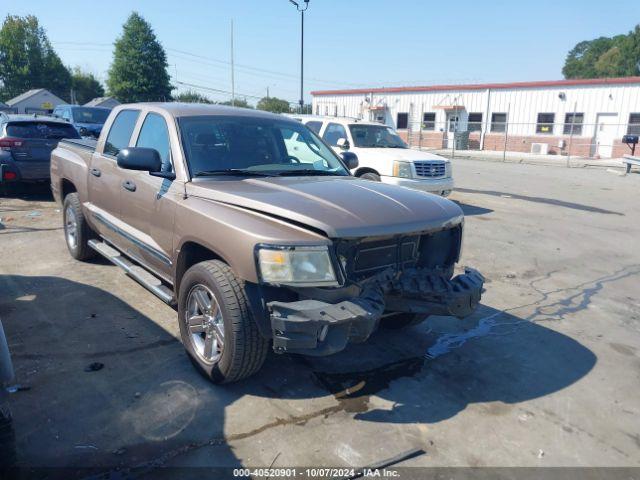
[52,105,111,138]
[0,113,80,187]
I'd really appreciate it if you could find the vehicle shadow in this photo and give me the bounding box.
[455,187,623,216]
[0,274,596,476]
[452,200,493,216]
[0,183,54,202]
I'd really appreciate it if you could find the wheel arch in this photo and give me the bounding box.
[354,167,380,177]
[175,241,228,294]
[61,178,77,200]
[174,241,273,340]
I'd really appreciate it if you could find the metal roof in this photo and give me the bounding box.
[311,76,640,96]
[84,96,120,107]
[6,89,46,105]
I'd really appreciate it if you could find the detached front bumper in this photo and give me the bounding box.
[268,267,484,356]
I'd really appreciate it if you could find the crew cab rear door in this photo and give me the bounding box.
[87,109,140,245]
[117,111,178,281]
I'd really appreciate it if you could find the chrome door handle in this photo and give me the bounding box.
[122,180,136,192]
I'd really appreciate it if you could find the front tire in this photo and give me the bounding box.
[178,260,269,383]
[63,193,95,261]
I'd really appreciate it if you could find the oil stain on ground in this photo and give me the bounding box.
[312,357,424,411]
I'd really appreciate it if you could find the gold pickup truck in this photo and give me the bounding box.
[50,103,484,384]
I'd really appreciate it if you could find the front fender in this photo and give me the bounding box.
[173,195,331,283]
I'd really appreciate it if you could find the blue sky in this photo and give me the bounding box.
[1,0,639,104]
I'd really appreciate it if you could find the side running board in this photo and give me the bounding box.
[88,239,174,304]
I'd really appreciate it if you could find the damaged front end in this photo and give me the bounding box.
[265,224,485,356]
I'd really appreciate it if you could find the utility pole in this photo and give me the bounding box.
[266,86,269,99]
[290,0,309,112]
[230,19,235,106]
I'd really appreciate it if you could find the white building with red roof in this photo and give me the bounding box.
[311,77,640,158]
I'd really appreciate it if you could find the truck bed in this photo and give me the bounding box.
[59,138,97,151]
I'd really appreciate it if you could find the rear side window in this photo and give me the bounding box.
[322,123,348,146]
[6,122,80,139]
[305,121,322,134]
[136,113,172,172]
[104,110,140,156]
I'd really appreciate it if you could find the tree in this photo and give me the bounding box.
[594,47,624,77]
[217,98,252,108]
[107,12,172,102]
[256,96,291,113]
[174,90,213,103]
[618,25,640,76]
[0,15,71,102]
[562,27,639,79]
[562,37,620,79]
[71,68,105,104]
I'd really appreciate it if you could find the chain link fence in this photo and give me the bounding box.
[402,112,639,165]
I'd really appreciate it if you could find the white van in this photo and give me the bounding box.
[288,115,453,196]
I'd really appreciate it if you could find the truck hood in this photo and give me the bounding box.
[187,176,463,238]
[349,147,449,163]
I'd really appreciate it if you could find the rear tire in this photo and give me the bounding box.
[359,172,381,181]
[63,192,95,261]
[380,312,427,329]
[178,260,269,384]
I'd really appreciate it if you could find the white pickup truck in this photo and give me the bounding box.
[288,115,453,196]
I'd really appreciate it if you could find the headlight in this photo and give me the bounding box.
[257,245,338,286]
[445,161,452,178]
[393,160,413,178]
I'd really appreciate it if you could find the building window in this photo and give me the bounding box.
[628,113,640,135]
[468,112,483,132]
[536,113,555,134]
[491,113,507,133]
[563,113,584,136]
[422,112,435,130]
[397,112,409,129]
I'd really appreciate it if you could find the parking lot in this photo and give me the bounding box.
[1,159,639,474]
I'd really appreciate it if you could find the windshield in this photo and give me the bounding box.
[349,124,407,148]
[72,108,110,124]
[179,115,350,177]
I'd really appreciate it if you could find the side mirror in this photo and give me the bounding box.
[340,151,358,170]
[117,147,162,172]
[336,138,350,150]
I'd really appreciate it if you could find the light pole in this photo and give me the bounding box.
[289,0,309,112]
